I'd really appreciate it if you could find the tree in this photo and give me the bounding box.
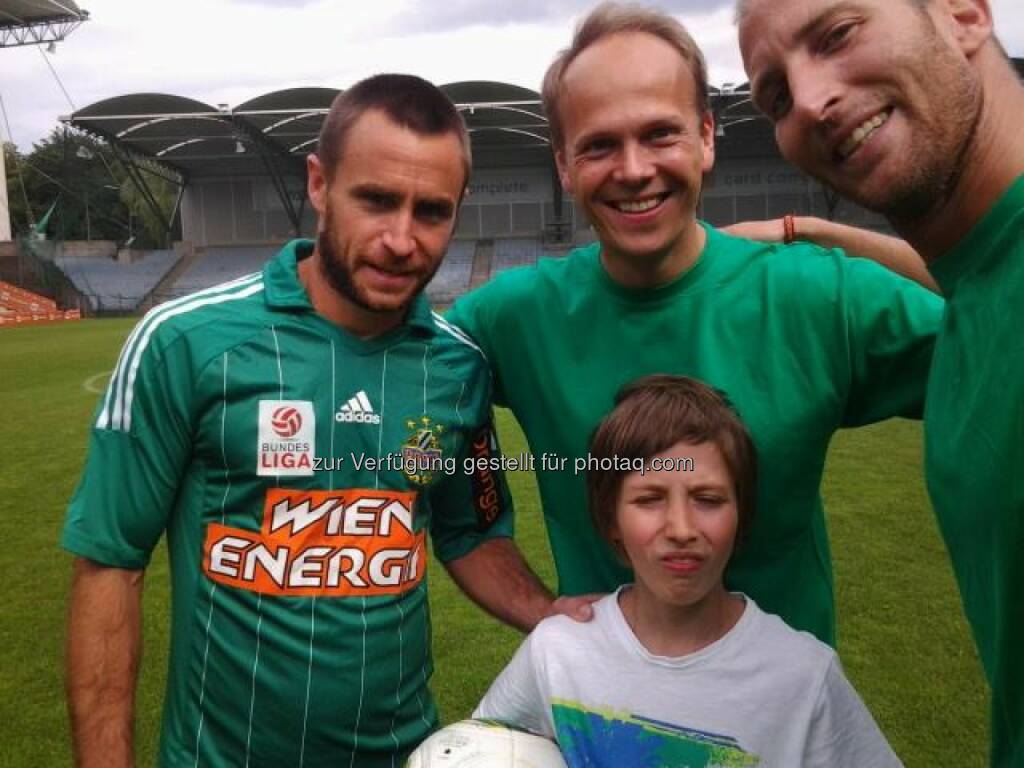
[119,167,180,249]
[8,128,183,247]
[4,141,34,235]
[14,128,128,242]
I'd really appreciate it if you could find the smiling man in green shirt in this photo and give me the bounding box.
[739,0,1024,762]
[448,4,943,649]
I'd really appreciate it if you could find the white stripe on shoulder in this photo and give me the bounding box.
[120,280,265,432]
[101,272,262,430]
[100,273,263,430]
[108,279,265,432]
[430,312,484,356]
[97,272,263,430]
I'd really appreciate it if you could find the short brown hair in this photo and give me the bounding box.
[586,375,757,561]
[542,2,709,151]
[317,73,471,184]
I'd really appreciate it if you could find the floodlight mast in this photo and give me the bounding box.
[0,2,90,239]
[0,144,10,241]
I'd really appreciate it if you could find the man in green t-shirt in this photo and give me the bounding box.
[738,0,1024,763]
[448,4,943,649]
[63,75,582,768]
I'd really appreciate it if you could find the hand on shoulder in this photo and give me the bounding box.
[543,593,605,623]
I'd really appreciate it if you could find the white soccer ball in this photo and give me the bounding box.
[406,719,567,768]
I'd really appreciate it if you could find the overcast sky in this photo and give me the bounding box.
[1,0,1022,151]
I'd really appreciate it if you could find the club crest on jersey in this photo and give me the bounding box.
[258,400,315,477]
[401,415,445,486]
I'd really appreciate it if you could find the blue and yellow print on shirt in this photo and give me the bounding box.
[551,699,759,767]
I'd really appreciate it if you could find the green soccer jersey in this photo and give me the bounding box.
[63,240,513,767]
[925,174,1024,767]
[448,223,943,645]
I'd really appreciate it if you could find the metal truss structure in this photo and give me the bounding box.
[63,84,557,241]
[0,15,85,47]
[63,81,781,245]
[0,1,89,49]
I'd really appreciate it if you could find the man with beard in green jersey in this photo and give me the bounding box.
[739,0,1024,762]
[63,74,586,768]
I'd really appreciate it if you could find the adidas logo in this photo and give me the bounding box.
[335,390,381,424]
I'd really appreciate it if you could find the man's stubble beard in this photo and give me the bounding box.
[316,204,443,314]
[847,24,983,227]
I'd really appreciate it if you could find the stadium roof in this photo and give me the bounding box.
[444,81,549,149]
[0,0,88,48]
[65,81,556,179]
[65,80,785,179]
[68,90,335,179]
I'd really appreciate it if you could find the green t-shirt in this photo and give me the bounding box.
[63,241,513,767]
[926,174,1024,767]
[448,223,943,645]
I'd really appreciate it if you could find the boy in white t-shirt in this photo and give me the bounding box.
[475,375,901,767]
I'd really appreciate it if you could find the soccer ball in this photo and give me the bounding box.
[406,719,567,767]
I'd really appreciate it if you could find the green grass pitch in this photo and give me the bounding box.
[0,318,987,765]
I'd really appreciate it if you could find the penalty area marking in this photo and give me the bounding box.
[83,370,112,395]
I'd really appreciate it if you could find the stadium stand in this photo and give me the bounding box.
[162,245,278,299]
[0,280,80,325]
[426,240,474,304]
[49,63,1021,312]
[54,250,179,312]
[493,238,544,275]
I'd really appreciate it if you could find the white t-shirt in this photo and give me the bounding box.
[474,590,902,767]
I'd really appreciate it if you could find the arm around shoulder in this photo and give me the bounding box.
[66,557,145,768]
[432,398,598,632]
[794,217,939,295]
[724,216,939,294]
[444,537,556,633]
[444,538,599,632]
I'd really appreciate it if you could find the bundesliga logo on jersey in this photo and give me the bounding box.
[271,405,303,438]
[258,400,316,476]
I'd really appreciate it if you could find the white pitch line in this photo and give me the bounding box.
[82,370,112,395]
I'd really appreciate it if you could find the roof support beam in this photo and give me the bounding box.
[230,116,305,236]
[63,120,188,184]
[259,146,301,236]
[110,142,180,248]
[0,17,85,48]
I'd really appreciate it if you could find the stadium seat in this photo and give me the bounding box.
[493,238,543,275]
[426,240,475,304]
[54,250,180,312]
[161,246,278,299]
